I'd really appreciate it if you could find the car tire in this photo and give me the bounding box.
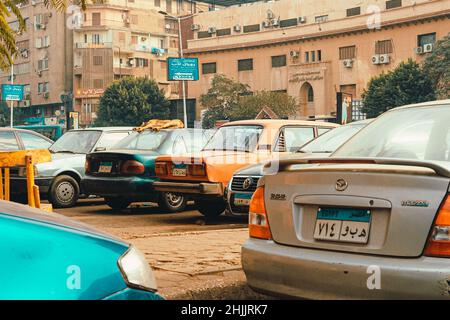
[104,197,132,211]
[48,175,80,208]
[195,199,226,217]
[158,192,187,213]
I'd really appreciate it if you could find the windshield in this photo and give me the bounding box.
[202,125,263,152]
[333,105,450,162]
[300,123,365,153]
[49,131,101,154]
[112,130,168,151]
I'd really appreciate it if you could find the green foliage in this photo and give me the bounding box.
[0,101,27,126]
[361,59,435,118]
[423,35,450,99]
[201,75,297,128]
[95,77,170,127]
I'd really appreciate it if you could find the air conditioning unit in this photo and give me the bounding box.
[191,24,200,31]
[40,24,46,30]
[127,58,135,66]
[343,59,354,68]
[21,49,29,58]
[299,16,307,24]
[267,10,275,20]
[24,100,31,107]
[371,54,380,65]
[414,46,424,55]
[43,92,49,99]
[379,54,390,64]
[233,25,241,32]
[423,43,433,53]
[272,18,280,27]
[290,50,300,58]
[262,21,270,28]
[124,17,130,25]
[36,70,42,76]
[31,0,37,6]
[207,27,216,34]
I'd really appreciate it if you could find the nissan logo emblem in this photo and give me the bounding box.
[242,177,253,190]
[335,179,348,192]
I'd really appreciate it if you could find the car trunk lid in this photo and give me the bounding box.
[86,150,157,176]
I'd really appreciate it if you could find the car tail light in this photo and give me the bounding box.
[85,160,91,174]
[121,160,145,175]
[249,186,272,240]
[155,162,168,176]
[189,164,206,176]
[424,195,450,258]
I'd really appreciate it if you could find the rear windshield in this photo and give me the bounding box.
[112,130,168,151]
[333,105,450,162]
[202,125,263,152]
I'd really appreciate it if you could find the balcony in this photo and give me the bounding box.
[75,42,112,49]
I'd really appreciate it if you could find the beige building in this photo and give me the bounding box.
[185,0,450,121]
[0,0,73,126]
[73,0,214,126]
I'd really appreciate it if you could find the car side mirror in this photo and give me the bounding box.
[94,147,106,152]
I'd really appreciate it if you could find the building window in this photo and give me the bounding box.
[93,56,103,66]
[38,82,49,93]
[279,18,298,28]
[346,7,361,17]
[154,0,160,6]
[238,59,253,71]
[92,34,101,44]
[130,14,138,25]
[308,86,314,102]
[136,58,149,67]
[166,0,172,13]
[271,55,286,68]
[92,13,101,26]
[37,58,48,71]
[216,28,231,37]
[418,33,436,47]
[317,50,322,61]
[339,46,356,59]
[311,51,316,62]
[202,62,216,74]
[243,24,260,33]
[93,79,103,89]
[315,15,328,23]
[131,35,138,45]
[375,39,393,54]
[305,51,309,63]
[197,31,212,39]
[160,60,167,69]
[386,0,402,10]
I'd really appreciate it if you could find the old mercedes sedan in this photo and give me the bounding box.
[243,99,450,299]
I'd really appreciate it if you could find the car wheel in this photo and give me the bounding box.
[48,175,80,208]
[195,199,226,217]
[158,192,187,213]
[104,197,132,211]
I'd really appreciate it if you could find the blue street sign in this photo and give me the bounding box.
[2,84,24,101]
[167,57,199,81]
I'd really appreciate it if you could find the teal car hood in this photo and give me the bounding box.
[0,200,130,299]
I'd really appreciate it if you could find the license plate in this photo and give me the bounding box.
[313,207,371,244]
[98,162,113,173]
[234,193,252,206]
[172,164,187,177]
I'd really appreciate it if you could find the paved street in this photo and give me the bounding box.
[54,199,269,299]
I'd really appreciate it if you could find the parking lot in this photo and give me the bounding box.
[54,199,269,299]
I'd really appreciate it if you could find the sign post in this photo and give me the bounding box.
[2,81,24,128]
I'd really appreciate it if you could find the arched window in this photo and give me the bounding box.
[307,86,314,102]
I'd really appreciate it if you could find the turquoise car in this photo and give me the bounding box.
[82,128,214,212]
[0,200,163,300]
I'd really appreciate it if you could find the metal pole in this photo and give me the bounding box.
[10,63,13,128]
[177,17,188,128]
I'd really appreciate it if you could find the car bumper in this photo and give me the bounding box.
[82,175,157,199]
[104,288,164,300]
[153,181,223,196]
[226,190,254,216]
[10,176,52,194]
[242,238,450,299]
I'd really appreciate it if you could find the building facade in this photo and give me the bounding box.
[184,0,450,121]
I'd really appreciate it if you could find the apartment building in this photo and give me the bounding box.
[0,0,73,127]
[184,0,450,121]
[73,0,213,126]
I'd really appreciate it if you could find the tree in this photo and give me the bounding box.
[95,77,170,127]
[201,75,297,128]
[423,35,450,99]
[361,59,435,118]
[1,0,87,70]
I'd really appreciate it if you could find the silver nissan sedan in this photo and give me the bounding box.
[242,99,450,299]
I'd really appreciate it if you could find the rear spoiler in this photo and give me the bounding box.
[265,157,450,178]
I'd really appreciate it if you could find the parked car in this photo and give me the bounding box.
[243,99,450,299]
[83,128,215,212]
[11,127,133,208]
[0,199,163,300]
[0,127,53,151]
[153,119,339,217]
[227,119,372,216]
[15,125,64,141]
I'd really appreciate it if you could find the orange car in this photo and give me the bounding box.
[153,119,339,217]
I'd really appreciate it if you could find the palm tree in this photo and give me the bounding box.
[0,0,87,70]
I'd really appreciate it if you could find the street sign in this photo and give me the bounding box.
[1,84,24,101]
[167,58,199,81]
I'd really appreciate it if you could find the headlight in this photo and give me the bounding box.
[118,246,157,292]
[18,166,39,177]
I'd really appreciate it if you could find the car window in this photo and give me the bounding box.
[113,131,168,151]
[50,131,102,154]
[0,131,20,151]
[17,132,52,150]
[95,132,130,150]
[301,124,365,153]
[275,127,315,152]
[172,136,187,155]
[203,125,263,152]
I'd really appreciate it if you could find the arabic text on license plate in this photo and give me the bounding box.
[234,193,252,206]
[172,165,187,177]
[98,162,112,173]
[313,207,371,244]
